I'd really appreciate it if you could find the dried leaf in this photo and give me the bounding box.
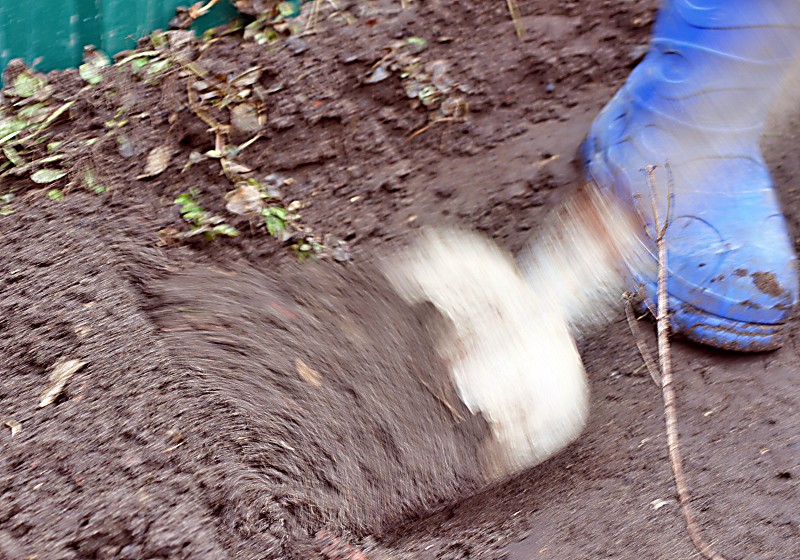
[231,103,262,134]
[139,145,172,178]
[225,182,263,215]
[31,169,67,183]
[2,146,23,166]
[117,134,135,158]
[365,63,391,84]
[221,158,253,176]
[231,67,263,88]
[650,498,671,511]
[5,419,21,436]
[0,118,29,145]
[295,357,322,387]
[39,359,86,407]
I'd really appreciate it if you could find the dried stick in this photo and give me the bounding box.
[306,0,322,31]
[188,0,221,19]
[405,116,460,142]
[415,376,465,423]
[623,291,661,388]
[643,165,726,560]
[506,0,523,39]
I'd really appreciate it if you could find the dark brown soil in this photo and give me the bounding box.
[1,1,798,559]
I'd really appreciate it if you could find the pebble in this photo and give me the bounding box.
[285,37,308,56]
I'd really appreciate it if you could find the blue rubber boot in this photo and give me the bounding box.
[582,0,800,351]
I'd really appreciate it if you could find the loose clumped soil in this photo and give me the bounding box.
[1,1,798,559]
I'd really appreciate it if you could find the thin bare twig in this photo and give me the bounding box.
[405,117,461,142]
[306,0,322,31]
[415,377,465,423]
[189,0,221,19]
[643,164,726,560]
[506,0,524,39]
[623,291,661,387]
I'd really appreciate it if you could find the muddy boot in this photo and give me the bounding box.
[581,0,800,351]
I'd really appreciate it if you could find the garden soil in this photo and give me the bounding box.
[1,1,798,559]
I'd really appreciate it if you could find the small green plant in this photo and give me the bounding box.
[223,177,328,261]
[261,205,288,237]
[175,188,239,240]
[82,169,106,194]
[150,31,169,49]
[144,59,172,85]
[78,49,111,86]
[10,71,47,98]
[46,188,64,201]
[0,63,88,184]
[291,237,324,262]
[242,2,303,46]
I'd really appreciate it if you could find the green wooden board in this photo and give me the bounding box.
[0,0,240,77]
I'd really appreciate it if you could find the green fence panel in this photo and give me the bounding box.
[0,0,239,76]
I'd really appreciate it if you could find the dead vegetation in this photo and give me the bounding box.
[635,165,728,560]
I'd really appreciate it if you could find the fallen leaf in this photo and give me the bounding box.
[138,145,172,179]
[46,189,65,201]
[365,63,391,84]
[650,498,671,511]
[2,146,24,166]
[295,357,322,387]
[225,182,263,215]
[231,67,263,88]
[211,223,239,237]
[31,169,67,184]
[405,36,428,54]
[79,48,110,85]
[116,134,135,158]
[221,158,252,176]
[5,419,21,436]
[39,359,87,407]
[231,103,262,134]
[11,72,46,98]
[79,63,103,85]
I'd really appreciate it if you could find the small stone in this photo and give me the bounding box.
[630,44,649,63]
[392,159,413,178]
[339,52,362,64]
[285,37,307,56]
[382,178,401,193]
[505,181,529,199]
[434,185,454,198]
[271,114,295,130]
